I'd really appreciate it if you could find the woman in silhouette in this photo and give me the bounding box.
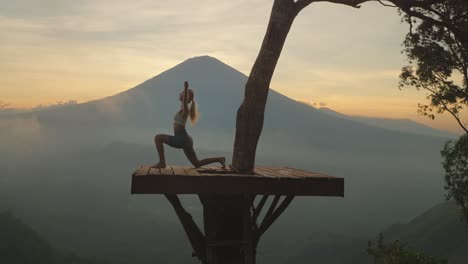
[151,81,226,168]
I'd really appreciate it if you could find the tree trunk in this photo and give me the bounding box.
[201,195,255,264]
[232,0,298,172]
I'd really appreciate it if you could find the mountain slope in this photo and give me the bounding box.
[317,107,458,138]
[0,56,456,263]
[0,211,110,264]
[382,201,468,263]
[1,55,450,231]
[291,201,468,264]
[5,55,448,155]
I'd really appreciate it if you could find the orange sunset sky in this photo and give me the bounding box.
[1,0,465,133]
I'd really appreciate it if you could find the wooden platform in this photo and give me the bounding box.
[131,166,344,196]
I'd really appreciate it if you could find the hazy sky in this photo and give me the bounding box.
[0,0,465,133]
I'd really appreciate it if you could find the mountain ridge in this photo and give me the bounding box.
[0,55,451,238]
[5,55,452,144]
[317,106,457,138]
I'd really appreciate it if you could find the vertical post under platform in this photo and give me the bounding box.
[200,195,256,264]
[166,194,294,264]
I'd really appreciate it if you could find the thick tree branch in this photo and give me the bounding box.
[445,33,466,72]
[385,0,443,9]
[405,0,443,9]
[295,0,370,12]
[425,5,446,20]
[397,5,466,46]
[464,67,468,91]
[377,0,397,8]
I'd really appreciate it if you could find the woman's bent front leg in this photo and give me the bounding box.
[152,134,170,168]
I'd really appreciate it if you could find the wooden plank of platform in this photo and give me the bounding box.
[197,166,237,177]
[148,168,161,176]
[133,166,150,176]
[161,167,174,176]
[131,166,344,197]
[282,167,327,177]
[254,167,289,178]
[172,166,187,176]
[185,167,201,176]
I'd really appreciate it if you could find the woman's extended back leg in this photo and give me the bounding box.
[183,146,225,168]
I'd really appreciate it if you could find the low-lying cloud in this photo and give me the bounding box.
[0,100,78,115]
[296,99,328,108]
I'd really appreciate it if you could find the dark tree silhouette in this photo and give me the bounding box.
[226,0,466,262]
[441,134,468,223]
[399,0,467,133]
[232,0,369,172]
[397,0,468,223]
[232,0,460,172]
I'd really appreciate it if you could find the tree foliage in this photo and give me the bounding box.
[395,0,468,224]
[232,0,467,172]
[441,134,468,223]
[398,0,468,133]
[367,234,447,264]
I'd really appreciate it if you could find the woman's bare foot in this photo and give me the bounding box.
[219,157,226,169]
[150,162,166,168]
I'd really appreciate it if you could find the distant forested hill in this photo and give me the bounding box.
[286,201,468,264]
[0,211,111,264]
[382,201,468,263]
[343,201,468,264]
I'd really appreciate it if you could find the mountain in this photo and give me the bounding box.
[5,55,247,152]
[0,55,456,263]
[317,107,458,138]
[3,55,449,156]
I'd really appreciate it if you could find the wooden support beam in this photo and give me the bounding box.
[256,196,295,239]
[131,166,343,263]
[164,193,295,264]
[164,194,207,263]
[263,195,280,222]
[252,195,269,224]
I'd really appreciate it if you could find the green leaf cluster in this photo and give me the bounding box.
[441,134,468,223]
[399,0,468,133]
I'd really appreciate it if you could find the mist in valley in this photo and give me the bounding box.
[2,56,466,264]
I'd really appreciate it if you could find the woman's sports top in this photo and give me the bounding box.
[174,111,187,126]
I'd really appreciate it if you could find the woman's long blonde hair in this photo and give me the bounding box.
[188,89,199,126]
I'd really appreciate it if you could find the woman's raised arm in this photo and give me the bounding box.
[182,81,189,112]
